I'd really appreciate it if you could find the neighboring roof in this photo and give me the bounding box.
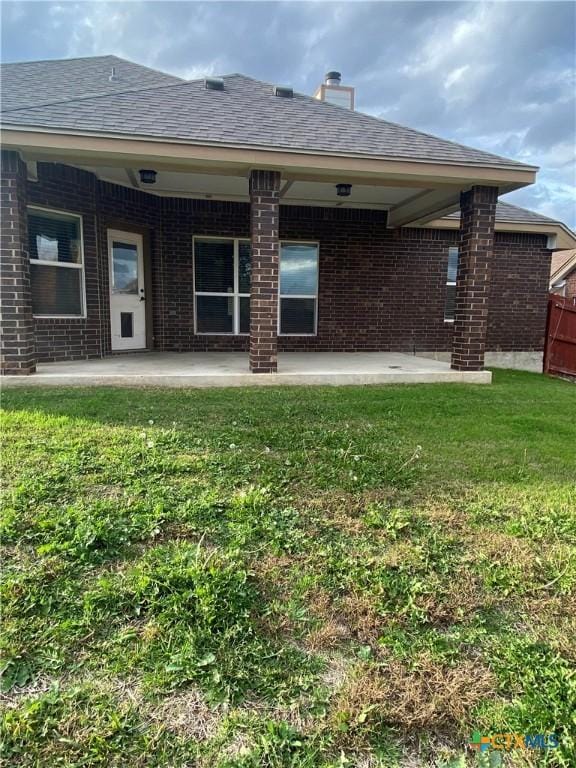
[1,61,535,170]
[435,202,576,250]
[550,249,576,285]
[0,55,183,111]
[445,201,562,226]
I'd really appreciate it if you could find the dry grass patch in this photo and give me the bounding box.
[330,655,496,748]
[144,686,222,740]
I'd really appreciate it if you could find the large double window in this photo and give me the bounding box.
[193,237,318,335]
[28,207,85,317]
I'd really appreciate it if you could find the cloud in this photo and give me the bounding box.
[1,0,574,227]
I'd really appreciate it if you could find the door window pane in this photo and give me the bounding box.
[196,295,234,333]
[31,263,83,316]
[280,298,316,335]
[280,244,318,295]
[238,241,251,293]
[195,239,234,293]
[29,211,81,264]
[112,242,138,293]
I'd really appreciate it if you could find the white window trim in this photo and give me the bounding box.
[278,240,319,337]
[193,237,320,337]
[193,236,250,335]
[28,205,86,319]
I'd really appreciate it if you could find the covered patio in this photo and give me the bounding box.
[1,351,491,387]
[1,69,539,380]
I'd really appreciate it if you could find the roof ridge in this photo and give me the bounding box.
[1,53,122,67]
[0,75,202,114]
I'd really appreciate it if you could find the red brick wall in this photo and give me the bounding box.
[22,163,551,362]
[488,232,551,351]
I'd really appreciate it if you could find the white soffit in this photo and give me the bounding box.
[283,181,424,208]
[82,165,426,209]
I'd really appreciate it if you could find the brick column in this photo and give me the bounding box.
[249,169,281,373]
[0,151,36,375]
[451,185,498,371]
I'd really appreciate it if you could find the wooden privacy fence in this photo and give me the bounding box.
[544,295,576,378]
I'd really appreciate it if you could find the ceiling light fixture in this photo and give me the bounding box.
[336,183,352,197]
[139,169,157,185]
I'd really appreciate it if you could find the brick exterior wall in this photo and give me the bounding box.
[0,151,35,374]
[452,185,498,371]
[249,169,281,373]
[564,268,576,302]
[0,160,552,366]
[26,162,101,362]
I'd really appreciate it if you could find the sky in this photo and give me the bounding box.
[1,1,575,228]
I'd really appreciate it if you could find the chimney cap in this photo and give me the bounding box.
[325,71,342,84]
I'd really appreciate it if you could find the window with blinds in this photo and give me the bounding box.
[193,237,319,336]
[279,243,318,335]
[28,207,85,317]
[445,246,459,321]
[194,238,250,334]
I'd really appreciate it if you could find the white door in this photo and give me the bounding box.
[108,230,146,350]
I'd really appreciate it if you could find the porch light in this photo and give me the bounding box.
[336,183,352,197]
[139,169,157,185]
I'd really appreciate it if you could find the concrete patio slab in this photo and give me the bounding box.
[1,352,492,387]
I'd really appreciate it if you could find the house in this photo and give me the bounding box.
[2,55,575,381]
[550,250,576,300]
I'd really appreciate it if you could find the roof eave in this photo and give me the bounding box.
[0,124,538,182]
[550,252,576,283]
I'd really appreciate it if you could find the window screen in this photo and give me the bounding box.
[445,247,459,321]
[279,244,318,335]
[28,209,84,316]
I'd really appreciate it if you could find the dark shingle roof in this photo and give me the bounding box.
[445,201,563,225]
[0,55,183,111]
[1,63,534,170]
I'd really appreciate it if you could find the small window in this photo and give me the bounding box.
[279,243,319,335]
[444,246,459,322]
[28,208,84,317]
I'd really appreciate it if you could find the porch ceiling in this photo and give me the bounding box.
[79,165,429,212]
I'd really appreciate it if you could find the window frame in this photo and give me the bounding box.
[28,205,86,319]
[193,236,320,337]
[278,240,320,337]
[444,245,459,324]
[193,236,250,335]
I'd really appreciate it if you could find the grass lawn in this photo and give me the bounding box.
[1,369,575,767]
